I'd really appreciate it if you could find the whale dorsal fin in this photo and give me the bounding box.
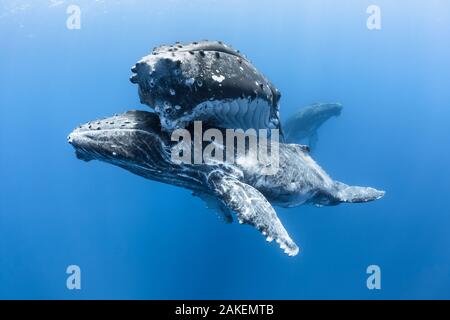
[208,172,299,256]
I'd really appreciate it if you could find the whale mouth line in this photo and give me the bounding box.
[70,127,154,136]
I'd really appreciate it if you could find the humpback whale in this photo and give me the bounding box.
[283,103,343,149]
[68,40,385,256]
[130,40,281,132]
[68,111,384,256]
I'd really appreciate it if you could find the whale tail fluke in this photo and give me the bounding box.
[334,182,385,203]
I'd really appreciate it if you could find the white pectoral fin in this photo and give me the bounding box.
[208,172,299,256]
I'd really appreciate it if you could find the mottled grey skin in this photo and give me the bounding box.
[284,103,343,149]
[68,110,384,256]
[130,40,281,132]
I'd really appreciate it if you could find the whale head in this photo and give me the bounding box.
[67,111,170,172]
[130,40,282,131]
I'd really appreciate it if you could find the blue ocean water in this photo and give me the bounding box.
[1,0,449,299]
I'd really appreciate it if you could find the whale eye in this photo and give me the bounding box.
[196,79,203,87]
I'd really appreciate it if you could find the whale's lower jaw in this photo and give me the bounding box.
[156,98,278,132]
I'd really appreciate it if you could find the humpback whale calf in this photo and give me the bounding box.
[283,103,343,149]
[68,111,384,256]
[130,40,282,132]
[68,40,385,256]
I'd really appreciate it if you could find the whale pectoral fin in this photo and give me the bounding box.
[208,173,300,256]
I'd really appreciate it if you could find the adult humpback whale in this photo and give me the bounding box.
[68,111,384,256]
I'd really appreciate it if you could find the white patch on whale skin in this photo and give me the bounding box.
[212,74,225,83]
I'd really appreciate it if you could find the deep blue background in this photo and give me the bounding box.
[1,0,449,299]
